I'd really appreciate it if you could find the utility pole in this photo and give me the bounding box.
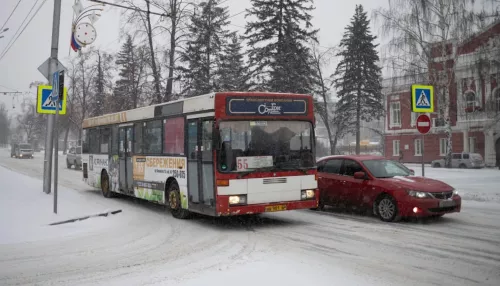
[43,0,62,195]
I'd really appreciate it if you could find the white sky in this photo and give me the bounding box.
[0,0,389,118]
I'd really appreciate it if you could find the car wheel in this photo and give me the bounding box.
[167,181,190,219]
[66,160,72,169]
[101,171,114,198]
[376,195,401,222]
[432,162,441,168]
[459,164,467,169]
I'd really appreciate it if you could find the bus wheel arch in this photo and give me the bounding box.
[166,179,190,219]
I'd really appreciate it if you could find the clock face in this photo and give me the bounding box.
[74,23,97,45]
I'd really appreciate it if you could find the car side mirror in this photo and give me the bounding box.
[354,171,367,180]
[409,169,415,175]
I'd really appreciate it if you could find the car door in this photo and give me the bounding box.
[317,158,343,206]
[451,153,462,168]
[339,159,366,208]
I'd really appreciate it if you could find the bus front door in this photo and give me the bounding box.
[187,118,215,210]
[119,126,134,195]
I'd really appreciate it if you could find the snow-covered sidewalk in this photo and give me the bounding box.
[0,165,120,245]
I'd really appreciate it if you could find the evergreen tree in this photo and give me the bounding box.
[180,0,231,97]
[113,35,146,111]
[244,0,319,94]
[218,32,248,91]
[333,5,383,155]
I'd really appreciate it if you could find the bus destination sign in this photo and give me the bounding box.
[226,97,308,116]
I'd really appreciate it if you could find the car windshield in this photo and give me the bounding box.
[362,159,410,178]
[470,153,483,160]
[218,120,315,172]
[20,144,32,149]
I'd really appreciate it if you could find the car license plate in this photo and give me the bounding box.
[265,205,287,212]
[439,200,456,207]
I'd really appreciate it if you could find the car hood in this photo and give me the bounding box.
[380,176,453,192]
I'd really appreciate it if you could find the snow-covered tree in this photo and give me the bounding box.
[91,50,114,117]
[113,35,148,111]
[334,5,383,155]
[244,0,319,94]
[218,32,249,91]
[180,0,231,96]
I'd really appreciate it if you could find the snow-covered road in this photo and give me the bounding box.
[0,149,499,286]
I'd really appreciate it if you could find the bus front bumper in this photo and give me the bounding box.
[217,196,318,216]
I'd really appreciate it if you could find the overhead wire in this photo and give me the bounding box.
[0,0,40,57]
[0,0,48,62]
[0,0,23,31]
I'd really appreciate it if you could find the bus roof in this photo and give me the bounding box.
[82,92,312,129]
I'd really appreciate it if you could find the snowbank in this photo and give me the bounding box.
[0,165,119,245]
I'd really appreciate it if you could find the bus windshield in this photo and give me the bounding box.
[218,120,315,172]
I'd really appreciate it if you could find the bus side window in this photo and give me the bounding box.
[82,129,89,153]
[134,123,143,154]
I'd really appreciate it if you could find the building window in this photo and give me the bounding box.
[392,140,400,156]
[410,112,418,126]
[390,102,401,127]
[464,91,478,112]
[414,139,422,156]
[469,137,476,153]
[164,117,185,155]
[439,138,448,156]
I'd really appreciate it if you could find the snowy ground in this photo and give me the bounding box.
[0,149,499,286]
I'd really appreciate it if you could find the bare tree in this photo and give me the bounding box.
[120,0,163,104]
[311,44,336,154]
[373,0,487,167]
[152,0,194,101]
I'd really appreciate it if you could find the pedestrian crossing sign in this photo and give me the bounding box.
[36,85,67,115]
[411,84,434,113]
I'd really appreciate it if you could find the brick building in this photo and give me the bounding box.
[383,20,500,167]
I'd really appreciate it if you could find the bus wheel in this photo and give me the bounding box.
[101,170,113,198]
[167,181,190,219]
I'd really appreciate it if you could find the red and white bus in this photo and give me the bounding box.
[81,92,318,218]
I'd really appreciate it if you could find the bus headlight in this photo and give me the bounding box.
[229,195,247,205]
[301,190,315,200]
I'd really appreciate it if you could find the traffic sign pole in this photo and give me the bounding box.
[416,114,431,177]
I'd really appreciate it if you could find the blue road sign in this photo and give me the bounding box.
[37,85,67,115]
[52,71,59,101]
[411,85,434,113]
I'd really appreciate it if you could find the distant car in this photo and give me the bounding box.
[66,146,82,169]
[431,152,485,169]
[316,155,461,222]
[11,143,34,159]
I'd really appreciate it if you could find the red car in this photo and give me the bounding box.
[316,155,461,222]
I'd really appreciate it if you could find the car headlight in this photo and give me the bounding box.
[452,189,459,195]
[228,195,247,205]
[301,189,315,200]
[407,190,431,198]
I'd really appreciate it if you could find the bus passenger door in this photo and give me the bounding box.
[187,118,215,208]
[119,126,134,194]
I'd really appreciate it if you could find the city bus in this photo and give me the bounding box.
[81,92,318,219]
